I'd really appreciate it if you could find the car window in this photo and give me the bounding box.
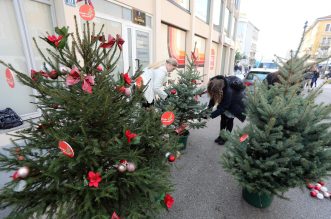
[246,72,268,80]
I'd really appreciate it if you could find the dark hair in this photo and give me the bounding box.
[266,72,280,86]
[207,79,225,104]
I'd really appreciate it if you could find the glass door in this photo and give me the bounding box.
[124,26,151,76]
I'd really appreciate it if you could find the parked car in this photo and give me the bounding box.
[243,68,278,88]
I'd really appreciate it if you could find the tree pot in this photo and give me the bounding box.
[178,130,190,150]
[242,187,274,208]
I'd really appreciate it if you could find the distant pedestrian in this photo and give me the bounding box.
[207,75,246,145]
[310,66,319,88]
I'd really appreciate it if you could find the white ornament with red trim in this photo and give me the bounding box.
[117,164,127,173]
[17,166,29,178]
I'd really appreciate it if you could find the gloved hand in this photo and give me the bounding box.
[211,110,219,119]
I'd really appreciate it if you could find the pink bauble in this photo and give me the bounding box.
[126,162,136,172]
[125,88,131,96]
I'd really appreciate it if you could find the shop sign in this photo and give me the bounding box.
[132,9,146,26]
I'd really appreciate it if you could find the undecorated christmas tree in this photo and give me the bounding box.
[157,54,210,149]
[0,17,180,218]
[221,24,331,208]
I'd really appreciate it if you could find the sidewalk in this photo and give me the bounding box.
[160,86,331,219]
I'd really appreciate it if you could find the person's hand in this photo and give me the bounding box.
[210,111,218,119]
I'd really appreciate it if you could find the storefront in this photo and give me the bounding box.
[0,0,240,120]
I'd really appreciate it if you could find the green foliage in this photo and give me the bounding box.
[157,56,210,134]
[221,32,331,198]
[0,17,180,218]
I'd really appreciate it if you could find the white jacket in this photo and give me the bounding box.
[141,66,168,103]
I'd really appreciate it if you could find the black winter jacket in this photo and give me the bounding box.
[208,75,246,122]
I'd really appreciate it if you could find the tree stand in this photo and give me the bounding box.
[178,130,190,150]
[242,187,274,208]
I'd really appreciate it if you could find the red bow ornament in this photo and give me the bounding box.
[66,67,81,86]
[100,34,116,49]
[116,34,125,51]
[82,75,95,94]
[66,67,95,94]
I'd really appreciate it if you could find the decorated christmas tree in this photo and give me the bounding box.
[157,53,210,141]
[0,17,180,218]
[221,24,331,207]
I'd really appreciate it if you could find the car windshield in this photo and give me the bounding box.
[246,72,269,81]
[258,62,278,69]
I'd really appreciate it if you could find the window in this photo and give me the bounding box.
[93,17,123,76]
[195,0,210,23]
[161,23,186,81]
[213,0,223,32]
[325,24,331,32]
[193,35,206,77]
[0,0,55,117]
[231,17,236,39]
[169,0,190,11]
[210,43,219,76]
[213,0,221,26]
[235,0,240,9]
[224,8,230,34]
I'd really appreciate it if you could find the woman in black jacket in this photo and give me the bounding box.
[207,75,246,145]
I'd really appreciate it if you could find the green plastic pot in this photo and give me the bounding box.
[242,187,274,208]
[178,131,190,150]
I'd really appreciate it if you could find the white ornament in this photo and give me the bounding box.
[17,166,29,178]
[320,186,328,192]
[165,152,171,158]
[317,193,324,199]
[323,191,330,198]
[126,162,136,172]
[117,164,127,173]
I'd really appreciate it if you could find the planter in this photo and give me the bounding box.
[178,130,190,150]
[242,187,274,208]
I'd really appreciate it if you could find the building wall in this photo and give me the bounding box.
[0,0,241,119]
[301,17,331,59]
[236,15,259,65]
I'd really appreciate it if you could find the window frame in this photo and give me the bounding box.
[10,0,56,119]
[167,0,190,13]
[325,24,331,32]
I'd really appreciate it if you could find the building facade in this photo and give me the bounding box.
[236,14,259,65]
[0,0,240,119]
[301,15,331,59]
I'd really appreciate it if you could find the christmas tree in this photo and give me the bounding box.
[221,24,331,199]
[157,54,210,137]
[0,17,180,218]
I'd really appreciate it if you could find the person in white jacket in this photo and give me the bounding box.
[142,58,178,105]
